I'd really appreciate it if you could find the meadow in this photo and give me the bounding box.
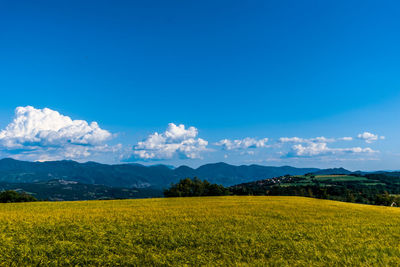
[295,174,370,183]
[280,175,382,187]
[0,196,400,266]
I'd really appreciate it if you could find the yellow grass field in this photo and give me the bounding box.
[0,196,400,266]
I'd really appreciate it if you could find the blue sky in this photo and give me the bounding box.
[0,0,399,170]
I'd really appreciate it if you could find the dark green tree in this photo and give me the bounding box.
[164,177,229,197]
[0,190,37,203]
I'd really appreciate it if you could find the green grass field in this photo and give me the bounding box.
[1,196,400,266]
[293,174,370,182]
[280,175,368,187]
[313,175,369,182]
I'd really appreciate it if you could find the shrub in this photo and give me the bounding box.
[164,178,230,197]
[0,190,38,203]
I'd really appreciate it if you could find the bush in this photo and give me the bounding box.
[0,190,38,203]
[164,178,230,197]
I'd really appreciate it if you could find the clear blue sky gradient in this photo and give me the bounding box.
[0,0,399,169]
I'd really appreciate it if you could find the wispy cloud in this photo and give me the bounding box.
[279,136,346,144]
[215,137,269,150]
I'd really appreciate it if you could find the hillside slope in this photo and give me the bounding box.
[230,173,400,206]
[0,180,162,201]
[0,196,399,265]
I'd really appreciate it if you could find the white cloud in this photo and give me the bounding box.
[215,137,269,150]
[0,106,114,160]
[279,136,335,143]
[133,123,208,160]
[287,142,377,157]
[357,132,385,143]
[279,137,307,143]
[0,106,111,148]
[339,137,353,141]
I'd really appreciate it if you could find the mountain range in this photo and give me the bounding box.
[0,158,328,188]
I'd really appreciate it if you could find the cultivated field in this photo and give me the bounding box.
[0,196,400,265]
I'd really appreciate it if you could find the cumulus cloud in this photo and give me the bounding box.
[357,132,385,143]
[132,123,208,160]
[287,142,377,157]
[0,106,111,148]
[215,137,269,150]
[0,106,114,160]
